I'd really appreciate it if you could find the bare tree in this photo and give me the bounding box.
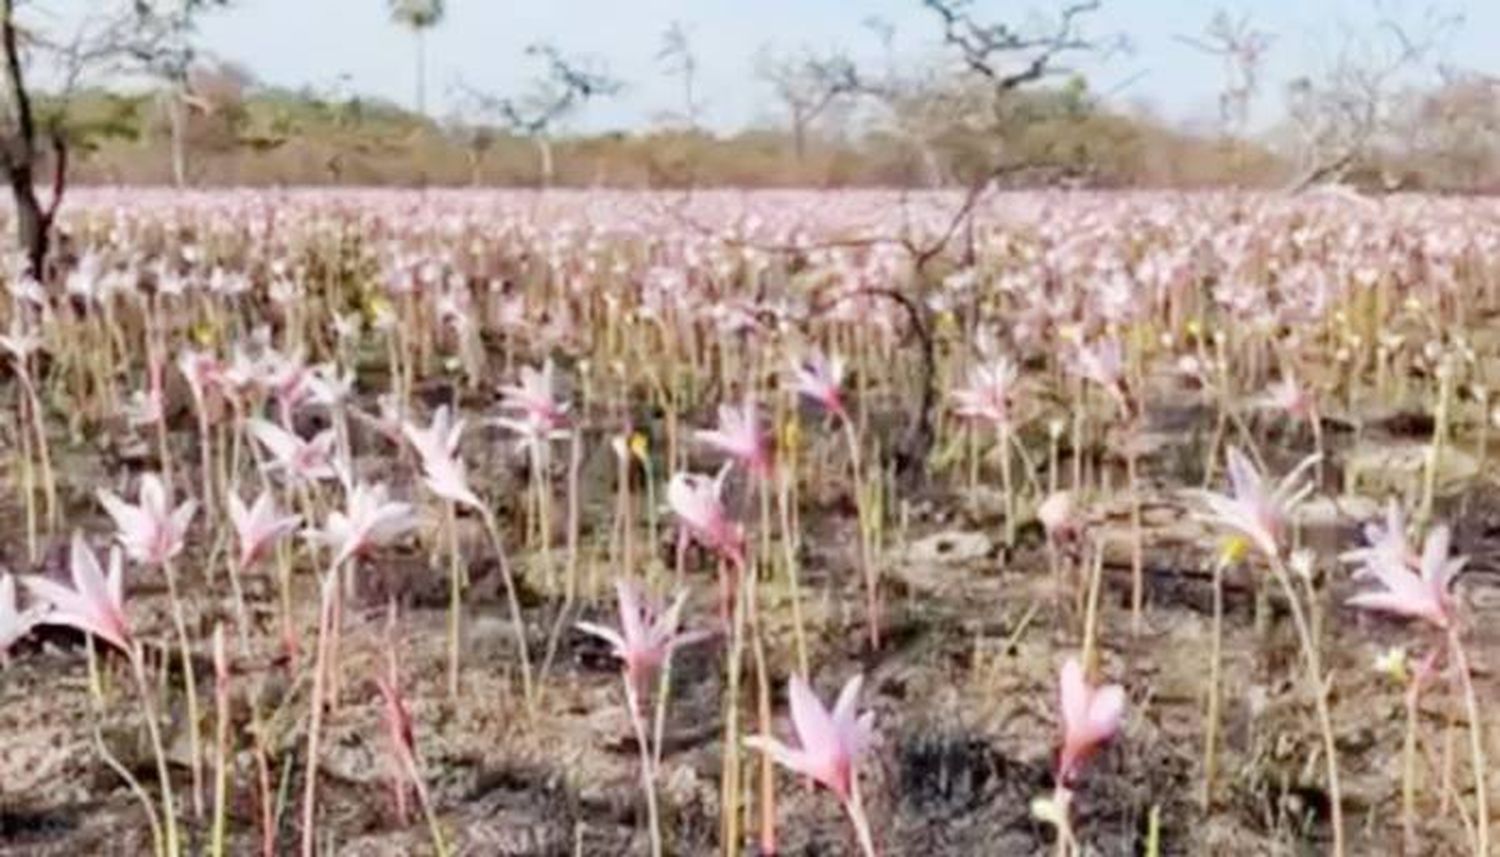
[752,0,1110,476]
[656,20,699,129]
[755,47,861,161]
[460,44,622,187]
[920,0,1102,101]
[1283,2,1462,191]
[1177,11,1274,139]
[127,3,222,187]
[449,120,496,186]
[1399,71,1500,190]
[0,0,228,278]
[1174,10,1274,185]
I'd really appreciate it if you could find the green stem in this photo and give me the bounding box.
[1201,554,1227,811]
[1267,555,1344,857]
[445,503,463,699]
[126,642,179,857]
[87,639,167,857]
[481,508,535,708]
[161,558,204,819]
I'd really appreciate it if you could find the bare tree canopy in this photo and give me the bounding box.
[656,20,699,128]
[459,43,622,186]
[1283,3,1463,190]
[1176,9,1275,134]
[921,0,1103,93]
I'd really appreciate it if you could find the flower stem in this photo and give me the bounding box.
[844,777,879,857]
[211,626,230,857]
[87,639,167,857]
[161,558,204,819]
[1126,433,1144,636]
[842,415,879,649]
[301,569,338,857]
[445,503,463,699]
[1402,664,1423,854]
[721,560,747,857]
[625,676,664,857]
[481,508,535,709]
[776,464,808,676]
[1448,626,1490,856]
[998,424,1016,548]
[126,642,179,857]
[1267,555,1344,857]
[1201,554,1228,811]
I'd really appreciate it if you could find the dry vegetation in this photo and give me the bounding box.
[0,189,1496,856]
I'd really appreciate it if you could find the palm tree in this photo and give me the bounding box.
[388,0,444,116]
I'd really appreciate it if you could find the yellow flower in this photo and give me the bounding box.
[1219,534,1250,565]
[628,431,649,463]
[363,294,393,323]
[781,418,801,454]
[190,321,217,347]
[1374,647,1410,685]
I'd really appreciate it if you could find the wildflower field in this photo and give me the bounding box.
[1,187,1497,855]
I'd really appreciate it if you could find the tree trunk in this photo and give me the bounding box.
[0,0,52,279]
[415,30,427,116]
[535,136,554,187]
[169,89,187,187]
[8,160,46,278]
[467,149,482,187]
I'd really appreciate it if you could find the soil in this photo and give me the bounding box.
[0,375,1494,857]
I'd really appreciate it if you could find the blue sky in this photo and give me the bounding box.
[160,0,1500,132]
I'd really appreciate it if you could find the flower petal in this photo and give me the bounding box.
[787,675,839,758]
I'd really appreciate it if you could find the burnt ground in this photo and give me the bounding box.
[0,390,1497,856]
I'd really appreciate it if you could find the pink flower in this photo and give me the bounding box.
[1347,522,1460,629]
[667,470,745,566]
[228,489,301,568]
[261,349,313,416]
[695,402,773,478]
[576,579,710,692]
[0,573,41,659]
[1037,491,1078,541]
[1187,448,1317,561]
[1259,376,1314,422]
[177,348,223,410]
[403,406,484,511]
[1070,338,1130,411]
[1057,657,1125,785]
[792,352,847,418]
[305,365,355,410]
[248,418,339,484]
[745,674,875,804]
[1341,499,1418,577]
[23,533,132,653]
[952,358,1020,428]
[497,360,571,437]
[97,473,197,567]
[220,347,262,401]
[314,482,418,567]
